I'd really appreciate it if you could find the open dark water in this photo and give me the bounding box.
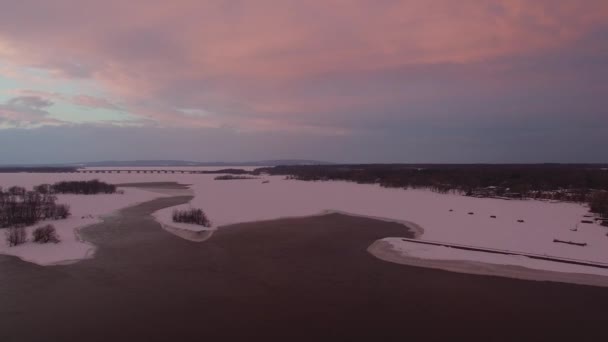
[2,195,608,341]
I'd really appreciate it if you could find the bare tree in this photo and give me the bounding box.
[5,226,26,247]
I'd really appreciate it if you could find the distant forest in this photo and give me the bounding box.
[46,180,116,194]
[256,164,608,222]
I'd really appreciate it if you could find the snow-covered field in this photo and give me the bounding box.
[149,175,607,274]
[2,170,607,280]
[379,238,608,277]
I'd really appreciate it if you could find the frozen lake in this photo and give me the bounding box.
[1,172,607,278]
[2,196,608,341]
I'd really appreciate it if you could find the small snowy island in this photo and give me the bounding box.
[153,207,216,242]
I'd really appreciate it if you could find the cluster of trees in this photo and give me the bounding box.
[32,224,60,243]
[172,208,211,227]
[5,226,27,246]
[206,169,250,175]
[257,164,608,212]
[2,179,117,246]
[258,164,608,193]
[6,224,60,247]
[589,192,608,225]
[0,186,70,228]
[214,175,256,180]
[49,179,116,194]
[1,179,116,229]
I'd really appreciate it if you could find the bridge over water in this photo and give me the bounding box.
[76,169,215,174]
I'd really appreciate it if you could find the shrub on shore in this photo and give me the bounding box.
[52,204,71,219]
[172,208,211,227]
[5,226,26,247]
[32,224,60,244]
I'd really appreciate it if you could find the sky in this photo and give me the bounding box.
[0,0,607,164]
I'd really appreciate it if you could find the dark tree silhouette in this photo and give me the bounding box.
[5,226,26,246]
[32,224,60,244]
[172,208,211,227]
[50,179,116,194]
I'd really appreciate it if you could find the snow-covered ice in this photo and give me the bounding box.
[148,174,608,277]
[379,237,608,277]
[2,170,607,279]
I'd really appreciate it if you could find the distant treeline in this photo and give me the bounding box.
[214,175,257,180]
[47,180,117,194]
[256,164,608,221]
[207,169,250,174]
[256,164,608,192]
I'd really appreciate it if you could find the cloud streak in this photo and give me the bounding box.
[0,95,63,127]
[17,89,122,111]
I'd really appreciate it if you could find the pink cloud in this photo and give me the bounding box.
[17,90,121,111]
[71,94,120,110]
[0,0,606,131]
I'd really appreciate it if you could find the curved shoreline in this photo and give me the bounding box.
[4,203,608,339]
[158,222,215,242]
[153,204,608,287]
[147,189,608,287]
[368,239,608,288]
[321,209,424,238]
[154,208,425,242]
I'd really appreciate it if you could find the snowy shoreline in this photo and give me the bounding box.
[155,203,608,286]
[146,174,608,283]
[152,208,424,241]
[157,222,215,242]
[368,239,608,287]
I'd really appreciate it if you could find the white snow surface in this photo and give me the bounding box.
[150,175,608,277]
[2,171,608,277]
[381,238,608,277]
